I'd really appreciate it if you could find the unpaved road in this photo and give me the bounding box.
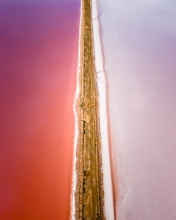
[74,0,105,219]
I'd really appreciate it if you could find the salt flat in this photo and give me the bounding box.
[97,0,176,219]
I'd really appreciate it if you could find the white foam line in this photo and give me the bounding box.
[71,2,82,219]
[91,0,115,219]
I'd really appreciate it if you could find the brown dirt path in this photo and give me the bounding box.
[74,0,105,219]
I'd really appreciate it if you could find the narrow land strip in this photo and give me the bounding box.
[74,0,105,219]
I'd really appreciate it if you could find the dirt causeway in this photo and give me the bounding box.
[74,0,105,219]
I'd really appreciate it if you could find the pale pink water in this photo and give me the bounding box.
[0,1,80,219]
[98,0,176,219]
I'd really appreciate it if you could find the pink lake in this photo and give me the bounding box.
[98,0,176,219]
[0,0,80,219]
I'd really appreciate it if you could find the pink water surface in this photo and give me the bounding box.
[98,0,176,219]
[0,1,80,219]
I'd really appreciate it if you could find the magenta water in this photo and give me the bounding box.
[98,0,176,219]
[0,0,80,219]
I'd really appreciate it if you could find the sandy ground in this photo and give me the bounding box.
[74,0,105,219]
